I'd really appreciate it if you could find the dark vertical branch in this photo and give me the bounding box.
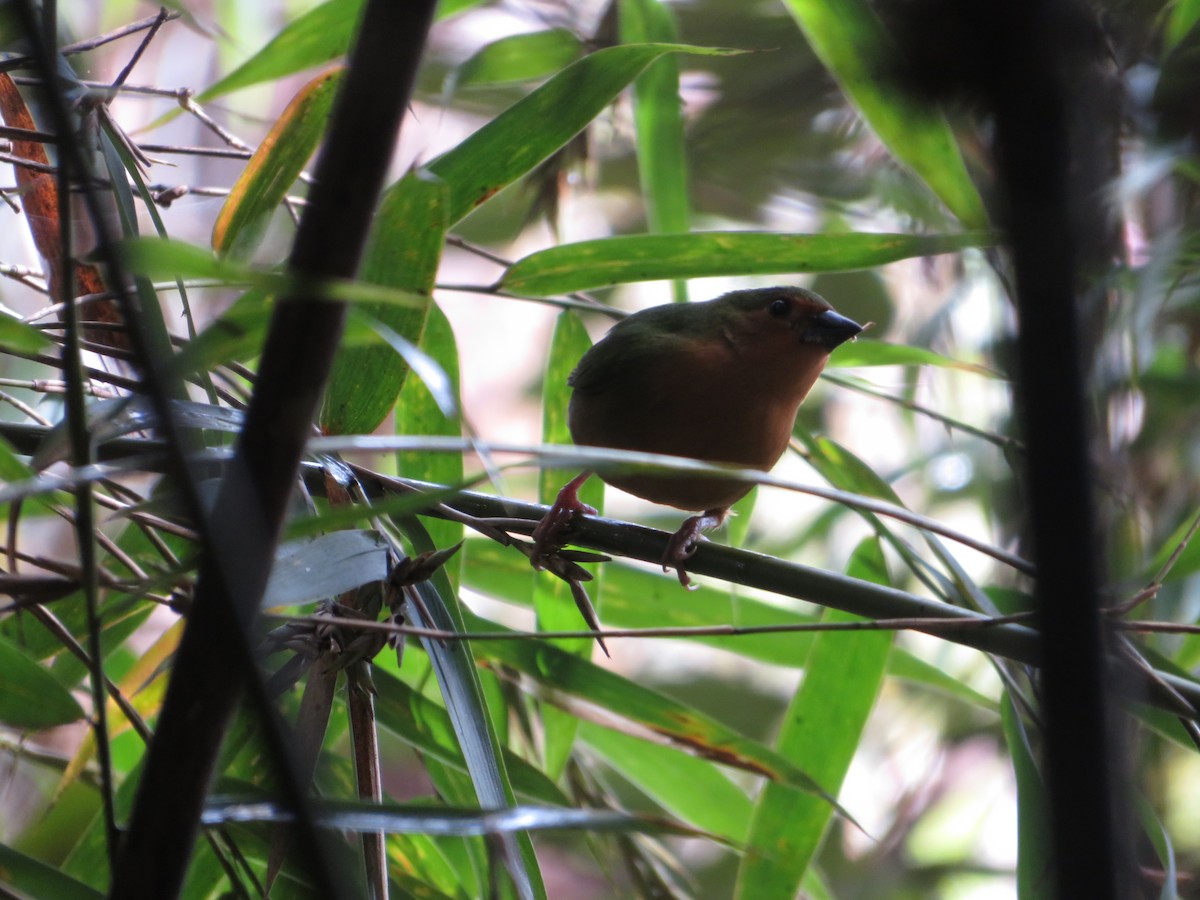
[989,8,1133,897]
[108,1,439,898]
[886,0,1133,895]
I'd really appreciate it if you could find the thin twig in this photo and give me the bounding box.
[822,370,1024,452]
[110,7,170,91]
[269,609,1039,644]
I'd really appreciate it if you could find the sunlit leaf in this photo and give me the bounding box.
[468,614,844,807]
[619,0,690,302]
[0,310,51,352]
[213,69,344,261]
[197,0,476,101]
[737,538,892,895]
[425,43,740,225]
[827,339,999,375]
[581,722,752,842]
[322,171,448,435]
[448,29,584,91]
[199,0,365,100]
[536,309,602,777]
[118,238,426,309]
[393,303,465,577]
[499,231,993,295]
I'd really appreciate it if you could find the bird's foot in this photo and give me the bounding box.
[662,508,728,589]
[530,472,596,568]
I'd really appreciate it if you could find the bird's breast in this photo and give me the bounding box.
[568,338,828,510]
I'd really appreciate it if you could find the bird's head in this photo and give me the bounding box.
[714,286,863,352]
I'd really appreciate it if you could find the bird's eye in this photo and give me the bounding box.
[768,297,791,317]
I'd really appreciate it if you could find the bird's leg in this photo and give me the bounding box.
[662,507,729,589]
[530,471,597,568]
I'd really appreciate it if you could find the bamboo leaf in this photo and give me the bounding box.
[581,722,752,842]
[0,310,51,352]
[827,340,1000,376]
[0,844,103,900]
[213,69,345,261]
[448,29,584,91]
[199,0,365,101]
[394,303,465,575]
[424,43,740,225]
[500,231,993,296]
[469,613,846,808]
[0,634,85,728]
[736,538,893,896]
[399,519,546,899]
[118,238,427,309]
[781,0,988,227]
[536,310,602,778]
[1002,693,1054,900]
[619,0,690,302]
[321,171,448,435]
[262,530,390,607]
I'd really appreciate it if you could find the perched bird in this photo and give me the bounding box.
[532,286,863,587]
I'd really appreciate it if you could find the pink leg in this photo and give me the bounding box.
[662,507,728,589]
[530,471,596,567]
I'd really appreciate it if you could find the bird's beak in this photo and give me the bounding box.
[801,309,863,348]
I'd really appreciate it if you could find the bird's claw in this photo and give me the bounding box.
[530,474,597,568]
[660,508,729,590]
[662,526,703,589]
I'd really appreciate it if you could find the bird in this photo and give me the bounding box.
[531,285,864,587]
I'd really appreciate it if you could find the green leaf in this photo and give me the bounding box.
[536,309,603,652]
[394,303,465,573]
[581,722,752,842]
[399,521,546,900]
[0,634,85,728]
[199,0,365,101]
[169,287,273,375]
[619,0,690,302]
[0,843,103,900]
[425,43,739,225]
[1144,508,1200,584]
[0,310,51,352]
[536,310,603,778]
[827,339,1000,376]
[781,0,989,228]
[1167,0,1200,48]
[1002,694,1053,900]
[118,238,427,309]
[372,668,565,805]
[736,538,893,896]
[464,538,981,704]
[468,614,842,805]
[448,29,584,90]
[499,231,993,296]
[262,530,389,607]
[321,171,448,435]
[196,0,476,102]
[212,68,344,261]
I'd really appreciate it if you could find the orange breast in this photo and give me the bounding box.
[569,332,830,510]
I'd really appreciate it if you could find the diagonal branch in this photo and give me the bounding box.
[109,2,439,898]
